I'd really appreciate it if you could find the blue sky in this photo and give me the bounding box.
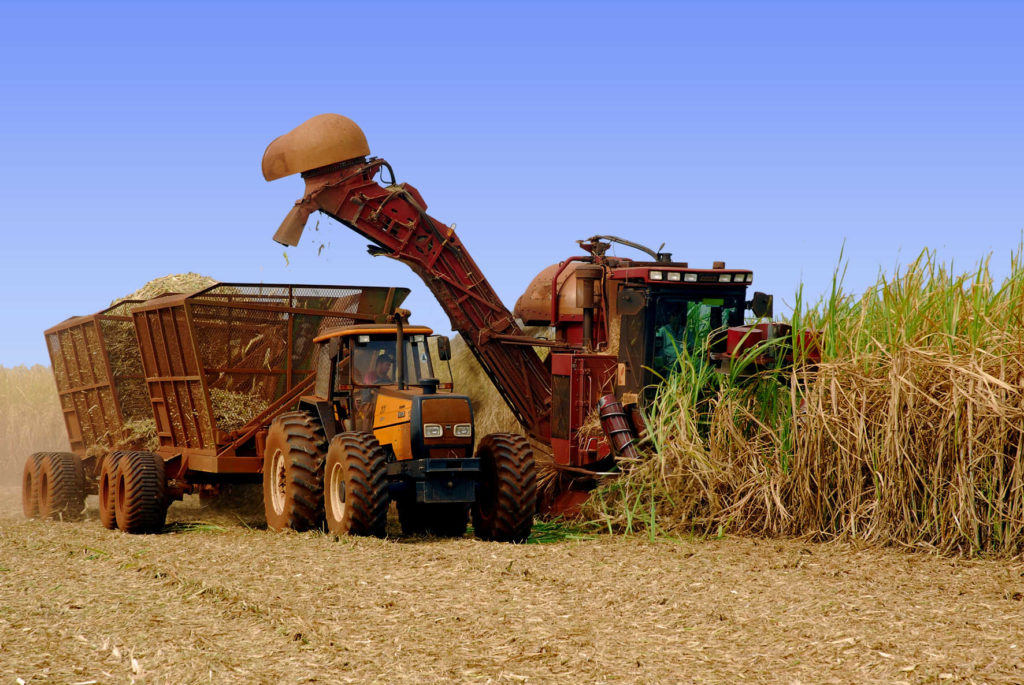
[1,0,1022,366]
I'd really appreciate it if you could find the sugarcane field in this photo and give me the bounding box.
[4,2,1024,683]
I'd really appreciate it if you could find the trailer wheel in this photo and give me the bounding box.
[324,432,388,537]
[472,434,537,543]
[99,452,126,529]
[262,411,326,532]
[21,453,47,519]
[36,452,87,521]
[114,451,167,534]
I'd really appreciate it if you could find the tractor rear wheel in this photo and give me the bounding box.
[262,411,327,532]
[113,451,167,534]
[472,434,537,543]
[21,453,47,518]
[36,452,86,521]
[99,451,127,529]
[324,432,388,537]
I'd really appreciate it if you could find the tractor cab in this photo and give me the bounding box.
[302,322,475,463]
[315,323,439,398]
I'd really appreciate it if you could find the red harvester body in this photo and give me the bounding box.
[263,114,811,514]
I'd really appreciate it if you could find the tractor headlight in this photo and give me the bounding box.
[666,271,681,282]
[746,273,754,283]
[453,423,472,437]
[718,274,732,283]
[649,270,663,280]
[423,423,443,438]
[683,273,697,283]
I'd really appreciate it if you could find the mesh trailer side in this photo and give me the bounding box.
[43,300,147,456]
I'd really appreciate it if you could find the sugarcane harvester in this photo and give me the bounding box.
[263,114,782,514]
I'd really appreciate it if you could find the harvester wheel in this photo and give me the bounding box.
[113,451,167,534]
[324,432,388,537]
[36,452,87,521]
[99,452,127,529]
[262,411,327,532]
[21,453,47,519]
[424,503,469,538]
[472,434,537,543]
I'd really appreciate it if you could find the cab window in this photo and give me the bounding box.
[651,295,743,376]
[351,335,435,386]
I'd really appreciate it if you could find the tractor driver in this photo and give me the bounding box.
[363,352,396,385]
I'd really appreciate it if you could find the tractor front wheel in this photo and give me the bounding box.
[324,432,388,537]
[262,411,327,532]
[472,434,537,543]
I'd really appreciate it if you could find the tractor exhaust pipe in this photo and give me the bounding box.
[391,308,411,391]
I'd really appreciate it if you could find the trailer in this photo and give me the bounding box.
[22,282,408,531]
[43,298,149,459]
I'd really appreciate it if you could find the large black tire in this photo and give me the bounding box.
[472,434,537,543]
[99,452,126,530]
[113,451,167,534]
[36,452,86,521]
[21,453,46,519]
[324,432,388,537]
[262,411,327,532]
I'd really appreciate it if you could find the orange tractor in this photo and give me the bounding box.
[263,114,793,513]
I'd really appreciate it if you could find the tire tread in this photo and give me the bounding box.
[472,434,537,543]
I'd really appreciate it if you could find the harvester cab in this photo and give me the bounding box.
[515,235,779,405]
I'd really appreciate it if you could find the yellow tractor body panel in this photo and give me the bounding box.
[373,390,414,461]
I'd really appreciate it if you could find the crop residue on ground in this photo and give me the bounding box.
[2,489,1023,684]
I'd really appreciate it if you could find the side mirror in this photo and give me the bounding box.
[750,291,774,319]
[433,335,452,361]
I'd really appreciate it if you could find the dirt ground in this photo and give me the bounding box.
[1,488,1023,684]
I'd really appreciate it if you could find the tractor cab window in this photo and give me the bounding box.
[407,334,435,382]
[352,335,435,386]
[651,295,744,377]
